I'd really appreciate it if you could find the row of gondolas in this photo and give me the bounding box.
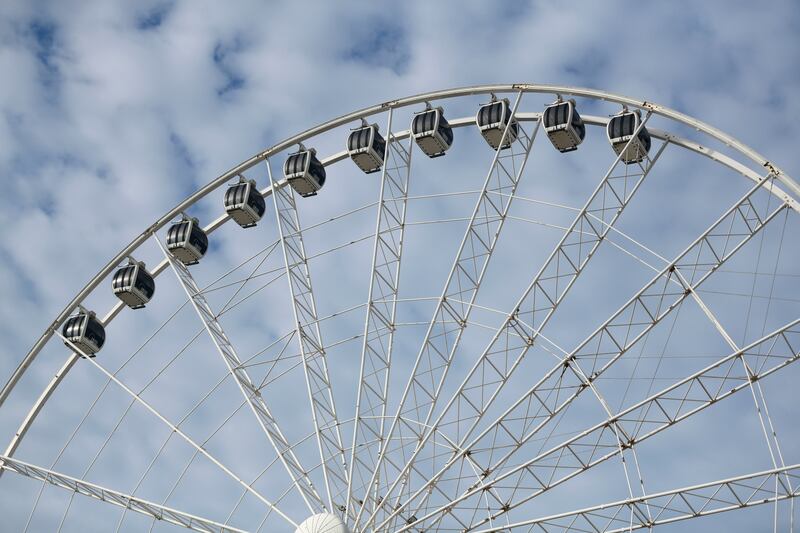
[63,98,651,355]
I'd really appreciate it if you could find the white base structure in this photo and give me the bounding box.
[295,513,350,533]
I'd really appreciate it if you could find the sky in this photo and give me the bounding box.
[1,1,799,532]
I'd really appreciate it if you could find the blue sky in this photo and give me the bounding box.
[1,1,799,532]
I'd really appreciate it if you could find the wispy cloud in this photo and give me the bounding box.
[1,1,799,531]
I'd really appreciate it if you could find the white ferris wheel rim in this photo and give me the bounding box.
[1,83,799,532]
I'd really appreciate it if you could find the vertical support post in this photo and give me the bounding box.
[381,114,668,529]
[156,237,325,515]
[360,91,541,529]
[346,108,415,521]
[266,160,350,516]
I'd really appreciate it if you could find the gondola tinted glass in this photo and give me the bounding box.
[285,149,326,197]
[543,100,586,152]
[188,225,208,254]
[112,263,155,308]
[166,219,208,264]
[62,312,105,356]
[607,111,651,164]
[477,99,518,150]
[347,124,386,174]
[412,108,453,157]
[225,181,265,228]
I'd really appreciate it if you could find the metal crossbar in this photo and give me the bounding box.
[475,463,800,533]
[157,237,325,515]
[360,91,541,530]
[266,160,350,517]
[378,113,667,530]
[55,332,297,528]
[0,455,249,533]
[438,317,800,531]
[399,174,788,531]
[347,109,415,519]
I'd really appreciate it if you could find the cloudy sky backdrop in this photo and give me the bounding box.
[1,1,799,532]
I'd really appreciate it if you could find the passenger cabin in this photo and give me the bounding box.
[112,259,155,309]
[476,97,518,150]
[284,147,326,197]
[607,110,651,164]
[543,99,586,152]
[225,179,266,228]
[347,122,386,174]
[62,310,105,356]
[166,216,208,265]
[411,106,453,158]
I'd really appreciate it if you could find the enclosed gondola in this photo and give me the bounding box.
[543,98,586,152]
[224,178,266,228]
[166,216,208,265]
[476,97,518,150]
[284,146,326,197]
[112,259,155,309]
[411,105,453,158]
[62,309,105,356]
[607,109,651,164]
[347,121,386,174]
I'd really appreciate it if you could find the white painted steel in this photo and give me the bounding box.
[267,159,350,516]
[0,454,250,533]
[346,108,414,518]
[474,463,800,533]
[395,175,790,532]
[157,236,326,515]
[373,112,667,530]
[6,83,799,416]
[2,85,799,533]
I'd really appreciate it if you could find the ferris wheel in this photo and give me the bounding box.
[1,83,799,532]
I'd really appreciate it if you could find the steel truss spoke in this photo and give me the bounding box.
[266,160,350,516]
[55,333,296,528]
[157,238,325,515]
[455,317,800,530]
[346,109,415,518]
[475,463,800,533]
[0,455,249,533]
[377,114,666,530]
[398,174,788,531]
[360,91,541,530]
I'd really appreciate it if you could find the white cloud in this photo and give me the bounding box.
[1,1,799,531]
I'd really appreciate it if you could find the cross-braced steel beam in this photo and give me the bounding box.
[359,91,541,530]
[157,238,325,515]
[376,114,668,531]
[427,317,800,531]
[475,463,800,533]
[398,174,789,532]
[0,454,250,533]
[56,332,297,528]
[266,161,350,517]
[346,109,415,519]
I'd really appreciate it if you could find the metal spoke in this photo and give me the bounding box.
[157,237,325,515]
[403,314,800,532]
[4,84,800,533]
[361,91,541,530]
[56,332,296,528]
[474,463,800,533]
[397,174,788,531]
[377,114,667,529]
[347,109,414,520]
[0,455,250,533]
[266,159,350,516]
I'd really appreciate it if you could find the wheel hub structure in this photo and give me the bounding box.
[1,84,799,532]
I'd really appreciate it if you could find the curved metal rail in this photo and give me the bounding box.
[2,86,798,520]
[4,84,799,412]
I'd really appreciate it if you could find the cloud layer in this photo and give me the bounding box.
[1,1,799,531]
